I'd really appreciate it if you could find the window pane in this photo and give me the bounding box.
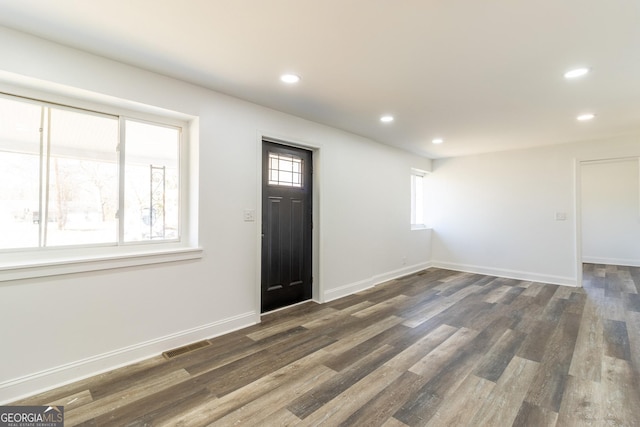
[0,97,42,249]
[46,108,118,246]
[124,120,179,242]
[268,152,303,187]
[414,175,424,225]
[411,173,425,227]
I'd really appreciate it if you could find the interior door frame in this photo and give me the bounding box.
[255,132,322,319]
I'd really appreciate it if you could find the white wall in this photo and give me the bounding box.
[581,158,640,266]
[431,136,640,286]
[0,27,431,403]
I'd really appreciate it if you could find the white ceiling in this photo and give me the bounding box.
[0,0,638,158]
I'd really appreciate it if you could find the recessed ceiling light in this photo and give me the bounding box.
[564,67,590,79]
[577,113,595,121]
[432,138,444,144]
[380,115,394,123]
[280,74,301,84]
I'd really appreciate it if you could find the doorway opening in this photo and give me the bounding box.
[577,157,640,285]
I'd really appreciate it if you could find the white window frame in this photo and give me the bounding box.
[0,87,201,282]
[411,168,428,230]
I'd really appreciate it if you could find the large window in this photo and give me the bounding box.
[0,94,181,251]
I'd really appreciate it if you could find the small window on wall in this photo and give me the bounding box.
[268,152,303,187]
[411,169,428,230]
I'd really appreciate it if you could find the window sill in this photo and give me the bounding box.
[0,246,203,282]
[411,224,430,231]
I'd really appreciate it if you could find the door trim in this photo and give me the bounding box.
[255,132,322,318]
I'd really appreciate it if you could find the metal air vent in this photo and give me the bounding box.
[162,340,210,359]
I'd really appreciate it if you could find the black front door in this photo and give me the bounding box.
[261,141,312,313]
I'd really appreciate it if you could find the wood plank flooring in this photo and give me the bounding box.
[13,264,640,426]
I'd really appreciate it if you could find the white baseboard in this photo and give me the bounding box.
[431,261,578,287]
[371,262,433,286]
[323,277,374,302]
[0,311,257,405]
[582,257,640,268]
[323,262,433,302]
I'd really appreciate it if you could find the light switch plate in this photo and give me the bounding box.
[243,209,256,222]
[555,212,567,221]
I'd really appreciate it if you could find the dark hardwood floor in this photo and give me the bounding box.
[13,265,640,426]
